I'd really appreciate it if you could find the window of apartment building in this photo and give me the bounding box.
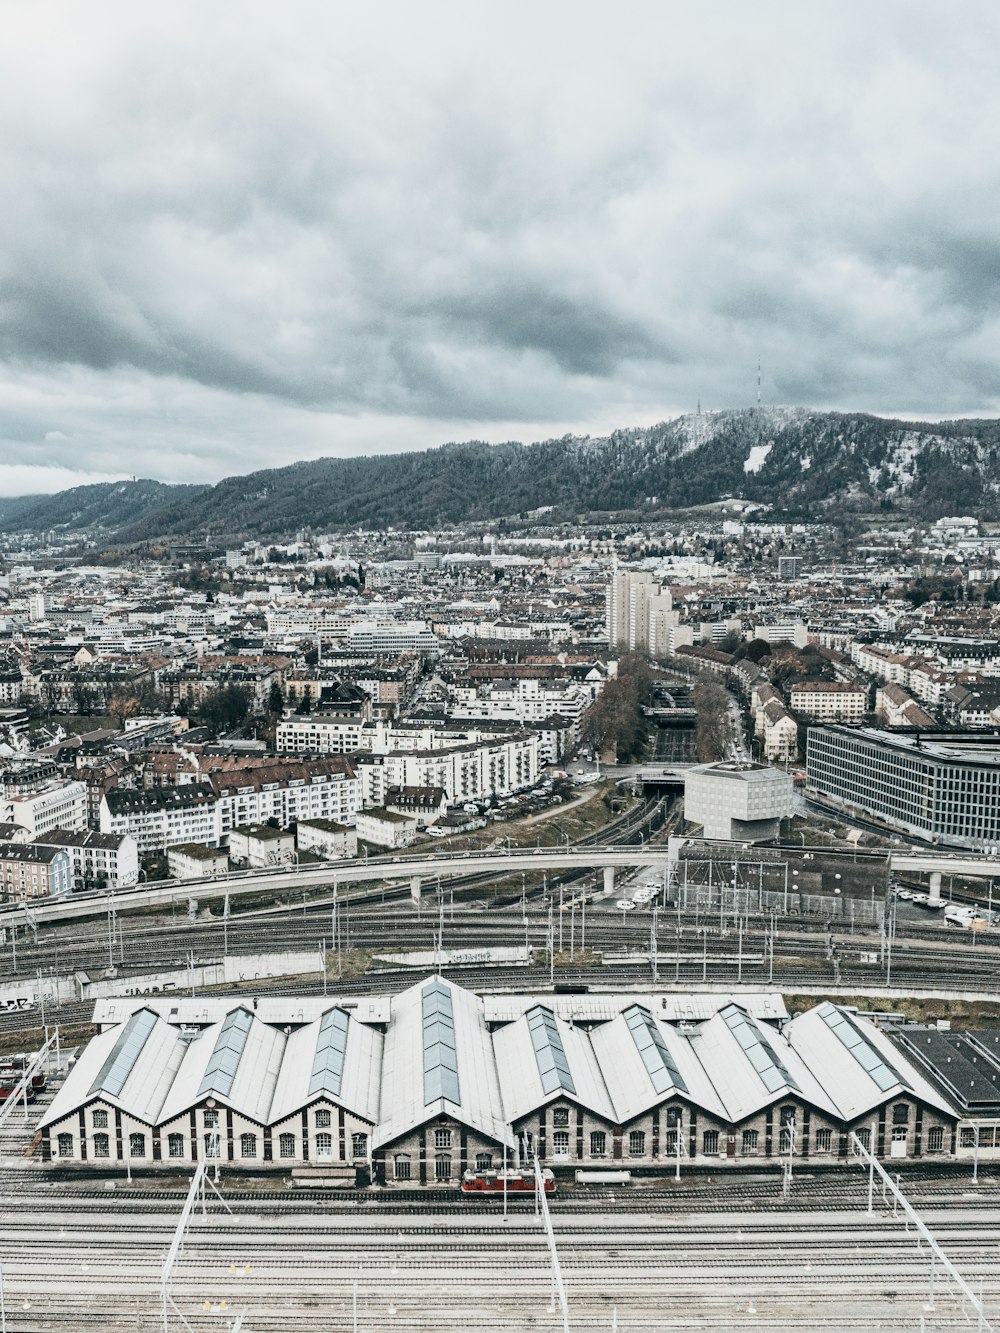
[434,1155,452,1181]
[129,1133,146,1158]
[434,1128,452,1150]
[628,1130,646,1156]
[168,1134,185,1158]
[394,1155,411,1181]
[927,1126,945,1152]
[351,1133,368,1159]
[92,1109,108,1129]
[93,1133,110,1158]
[815,1128,833,1152]
[551,1106,569,1128]
[590,1131,607,1157]
[57,1133,73,1158]
[315,1109,332,1129]
[702,1131,720,1156]
[742,1129,759,1154]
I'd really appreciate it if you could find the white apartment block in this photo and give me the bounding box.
[345,621,438,655]
[449,679,593,730]
[789,682,867,722]
[371,732,539,805]
[606,571,661,651]
[296,818,358,860]
[2,780,88,837]
[100,785,222,855]
[277,713,367,755]
[213,768,360,836]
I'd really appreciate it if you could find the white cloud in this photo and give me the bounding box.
[0,0,999,493]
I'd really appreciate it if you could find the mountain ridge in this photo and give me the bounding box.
[4,408,1000,539]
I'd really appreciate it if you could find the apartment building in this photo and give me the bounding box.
[789,681,867,722]
[100,784,222,855]
[32,829,140,890]
[0,844,72,901]
[2,780,88,837]
[210,758,359,835]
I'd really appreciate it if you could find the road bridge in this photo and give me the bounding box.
[0,847,672,930]
[7,837,999,930]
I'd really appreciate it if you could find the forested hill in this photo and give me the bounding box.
[0,479,208,535]
[6,408,1000,538]
[117,408,1000,537]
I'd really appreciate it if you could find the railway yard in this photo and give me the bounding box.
[1,797,1000,1329]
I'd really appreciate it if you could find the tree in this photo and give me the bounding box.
[691,680,732,762]
[109,690,142,730]
[266,681,285,716]
[197,685,253,734]
[580,652,654,762]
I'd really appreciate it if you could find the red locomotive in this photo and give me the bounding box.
[461,1167,556,1195]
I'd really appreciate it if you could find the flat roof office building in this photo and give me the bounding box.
[806,726,1000,852]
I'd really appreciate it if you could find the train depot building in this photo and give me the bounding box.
[38,978,993,1180]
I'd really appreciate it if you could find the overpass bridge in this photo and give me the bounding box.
[5,838,997,930]
[0,846,672,930]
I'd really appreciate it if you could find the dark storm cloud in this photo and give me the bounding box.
[1,0,1000,491]
[424,286,671,377]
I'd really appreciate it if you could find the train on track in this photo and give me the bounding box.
[460,1167,555,1195]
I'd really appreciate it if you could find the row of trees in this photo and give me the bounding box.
[580,652,654,762]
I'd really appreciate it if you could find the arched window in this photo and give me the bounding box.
[434,1154,452,1181]
[551,1131,570,1156]
[351,1132,368,1160]
[240,1133,257,1159]
[394,1154,411,1181]
[204,1133,220,1159]
[315,1109,332,1128]
[129,1132,146,1158]
[93,1133,110,1158]
[315,1132,333,1160]
[590,1131,607,1157]
[57,1133,73,1158]
[475,1152,493,1171]
[168,1133,185,1158]
[279,1133,296,1159]
[628,1130,646,1156]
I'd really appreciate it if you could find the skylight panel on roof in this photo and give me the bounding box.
[623,1006,689,1097]
[818,1004,910,1093]
[422,980,461,1106]
[308,1008,350,1098]
[525,1006,576,1096]
[198,1008,254,1100]
[90,1009,158,1099]
[721,1005,798,1094]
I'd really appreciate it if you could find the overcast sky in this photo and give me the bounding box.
[2,1,999,495]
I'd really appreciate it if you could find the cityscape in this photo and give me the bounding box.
[2,3,1000,1331]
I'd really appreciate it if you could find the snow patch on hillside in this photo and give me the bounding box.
[744,443,773,474]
